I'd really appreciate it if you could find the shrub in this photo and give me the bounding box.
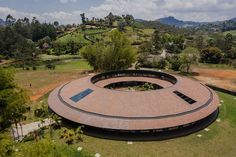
[46,63,56,70]
[153,58,170,69]
[32,66,37,71]
[232,60,236,68]
[168,55,182,71]
[200,47,223,64]
[34,105,48,118]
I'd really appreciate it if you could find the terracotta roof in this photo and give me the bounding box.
[48,70,219,131]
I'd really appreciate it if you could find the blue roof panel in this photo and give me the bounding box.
[70,88,93,103]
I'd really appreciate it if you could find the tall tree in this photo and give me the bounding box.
[53,21,59,27]
[225,33,233,50]
[180,47,199,73]
[0,68,29,132]
[80,13,86,24]
[82,30,136,71]
[152,30,163,52]
[123,14,134,26]
[5,14,16,26]
[106,12,115,28]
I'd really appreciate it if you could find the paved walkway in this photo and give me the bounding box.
[11,118,54,141]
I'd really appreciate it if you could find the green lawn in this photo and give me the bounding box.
[55,59,92,71]
[142,28,155,36]
[223,30,236,36]
[13,91,236,157]
[40,54,81,61]
[84,28,110,34]
[55,32,89,45]
[64,92,235,157]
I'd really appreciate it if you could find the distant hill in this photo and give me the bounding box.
[0,19,5,26]
[153,16,236,31]
[157,16,200,28]
[230,17,236,22]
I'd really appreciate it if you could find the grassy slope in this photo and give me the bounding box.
[55,32,89,45]
[84,28,110,34]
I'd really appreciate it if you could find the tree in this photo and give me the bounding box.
[195,35,206,50]
[152,30,163,52]
[53,21,59,27]
[80,13,86,24]
[5,14,16,26]
[180,47,199,73]
[200,47,223,64]
[226,47,236,59]
[0,68,29,134]
[123,14,135,26]
[15,38,38,68]
[168,55,182,71]
[224,33,233,50]
[66,41,80,55]
[106,12,115,27]
[81,30,136,71]
[14,19,32,39]
[163,33,185,54]
[118,20,126,32]
[31,22,57,42]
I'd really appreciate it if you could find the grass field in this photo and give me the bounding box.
[55,32,90,45]
[15,59,92,102]
[67,92,236,157]
[40,54,81,61]
[84,28,110,34]
[223,30,236,36]
[14,91,236,157]
[11,57,236,156]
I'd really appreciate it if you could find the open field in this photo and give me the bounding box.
[15,59,92,101]
[192,64,236,91]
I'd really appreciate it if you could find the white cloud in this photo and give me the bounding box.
[88,0,236,22]
[0,7,81,24]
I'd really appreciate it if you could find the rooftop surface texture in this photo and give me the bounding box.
[48,70,219,131]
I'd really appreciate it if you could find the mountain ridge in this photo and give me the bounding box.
[0,18,5,26]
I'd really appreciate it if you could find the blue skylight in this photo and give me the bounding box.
[70,88,93,103]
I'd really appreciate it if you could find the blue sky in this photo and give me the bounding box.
[0,0,236,24]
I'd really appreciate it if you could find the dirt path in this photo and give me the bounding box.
[30,83,63,101]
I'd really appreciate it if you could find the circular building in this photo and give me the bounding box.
[48,70,219,140]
